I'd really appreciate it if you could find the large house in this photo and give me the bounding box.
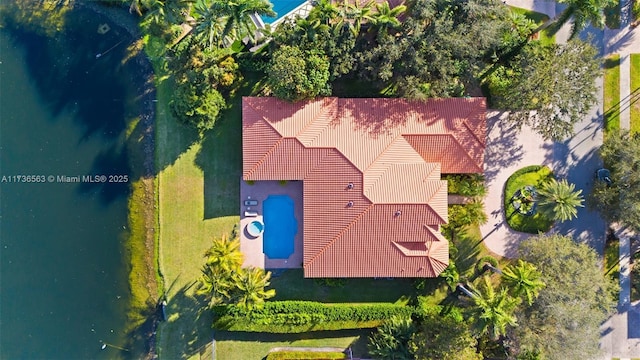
[242,96,486,278]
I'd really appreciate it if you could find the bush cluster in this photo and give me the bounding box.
[214,301,414,333]
[443,174,487,197]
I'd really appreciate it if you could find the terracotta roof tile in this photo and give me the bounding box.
[242,97,486,278]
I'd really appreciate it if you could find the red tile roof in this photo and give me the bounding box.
[242,97,486,278]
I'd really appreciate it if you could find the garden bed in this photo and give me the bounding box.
[503,165,554,233]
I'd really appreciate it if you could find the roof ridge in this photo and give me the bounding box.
[295,97,338,139]
[462,118,485,147]
[423,183,448,224]
[305,203,375,268]
[362,136,408,174]
[448,134,483,173]
[246,137,284,178]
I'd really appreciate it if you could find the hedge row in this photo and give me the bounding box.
[508,165,543,180]
[213,301,414,333]
[224,301,414,321]
[266,351,346,360]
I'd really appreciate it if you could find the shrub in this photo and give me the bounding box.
[503,165,554,233]
[266,351,347,360]
[213,301,414,333]
[443,174,487,197]
[632,251,640,301]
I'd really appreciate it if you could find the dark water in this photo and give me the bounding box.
[0,6,141,359]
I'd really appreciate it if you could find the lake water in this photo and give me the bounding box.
[0,6,141,359]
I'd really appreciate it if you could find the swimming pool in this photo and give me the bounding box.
[263,195,298,259]
[262,0,308,24]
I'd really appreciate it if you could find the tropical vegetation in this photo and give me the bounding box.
[196,236,275,310]
[65,0,620,358]
[536,178,584,222]
[511,234,617,359]
[503,165,555,233]
[589,131,640,232]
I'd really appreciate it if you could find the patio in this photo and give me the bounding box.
[239,179,304,269]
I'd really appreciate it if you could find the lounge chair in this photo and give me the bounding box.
[244,211,258,217]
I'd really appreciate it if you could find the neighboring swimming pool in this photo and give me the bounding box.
[262,0,308,24]
[263,194,298,259]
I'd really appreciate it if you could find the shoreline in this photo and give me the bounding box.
[75,2,162,359]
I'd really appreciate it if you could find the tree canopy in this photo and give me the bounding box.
[588,131,640,232]
[409,312,481,360]
[511,234,617,359]
[267,45,331,102]
[492,39,600,140]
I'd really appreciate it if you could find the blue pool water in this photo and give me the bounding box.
[263,195,298,259]
[263,0,308,24]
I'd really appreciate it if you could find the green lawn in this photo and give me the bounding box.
[215,330,370,360]
[155,66,243,359]
[509,7,555,46]
[270,269,418,303]
[503,166,554,234]
[604,54,621,135]
[630,53,640,134]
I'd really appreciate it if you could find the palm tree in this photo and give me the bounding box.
[469,276,520,340]
[537,178,584,222]
[294,17,330,42]
[193,0,226,49]
[204,235,244,271]
[308,0,340,25]
[210,0,276,42]
[369,1,406,38]
[502,259,545,305]
[195,236,244,306]
[331,0,374,36]
[543,0,615,38]
[232,267,276,310]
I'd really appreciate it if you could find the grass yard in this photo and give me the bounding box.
[270,269,418,303]
[503,166,554,234]
[604,54,621,135]
[509,7,555,46]
[215,330,370,360]
[155,67,243,359]
[631,54,640,134]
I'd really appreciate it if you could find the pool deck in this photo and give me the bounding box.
[239,180,304,269]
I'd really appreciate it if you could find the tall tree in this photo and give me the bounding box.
[267,45,331,101]
[512,234,617,360]
[210,0,276,42]
[357,0,510,97]
[536,178,584,222]
[369,1,407,38]
[496,39,600,140]
[588,131,640,232]
[469,275,520,340]
[409,313,481,360]
[547,0,615,38]
[196,236,244,306]
[231,267,276,310]
[193,0,225,49]
[501,259,545,305]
